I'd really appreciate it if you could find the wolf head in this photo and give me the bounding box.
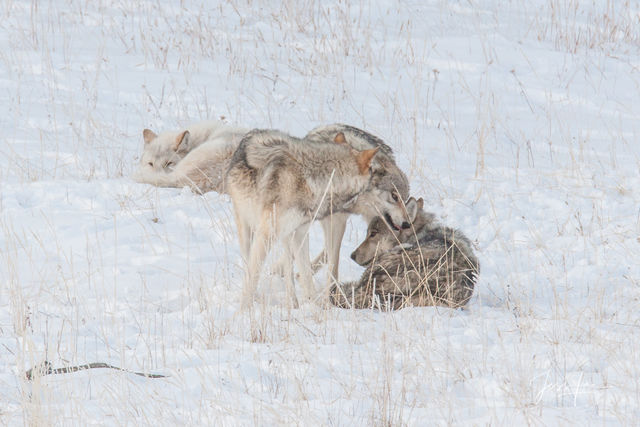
[136,128,192,175]
[325,129,410,231]
[348,153,411,231]
[350,197,423,266]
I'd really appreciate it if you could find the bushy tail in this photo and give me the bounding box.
[132,169,184,189]
[142,168,229,194]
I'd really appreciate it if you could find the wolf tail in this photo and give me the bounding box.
[132,169,182,188]
[455,268,477,308]
[133,168,226,194]
[454,250,480,308]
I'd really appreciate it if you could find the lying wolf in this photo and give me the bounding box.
[132,120,248,193]
[226,129,412,308]
[330,197,479,310]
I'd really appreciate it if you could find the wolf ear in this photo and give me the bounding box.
[143,129,157,144]
[405,197,420,223]
[417,197,424,211]
[334,132,346,144]
[173,130,190,153]
[354,147,379,175]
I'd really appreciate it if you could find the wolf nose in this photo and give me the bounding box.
[350,252,357,261]
[401,222,410,229]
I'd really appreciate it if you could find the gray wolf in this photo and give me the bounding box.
[330,197,479,310]
[226,128,412,308]
[300,124,410,285]
[133,120,248,193]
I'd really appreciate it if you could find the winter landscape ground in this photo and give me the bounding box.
[1,0,640,425]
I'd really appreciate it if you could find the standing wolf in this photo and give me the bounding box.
[226,128,411,308]
[133,120,248,193]
[301,124,410,283]
[330,197,479,310]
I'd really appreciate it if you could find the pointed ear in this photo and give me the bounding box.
[173,130,190,153]
[355,147,379,175]
[333,132,346,144]
[417,197,424,211]
[405,197,419,223]
[143,129,157,144]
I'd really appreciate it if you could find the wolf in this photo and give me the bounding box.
[300,124,410,284]
[330,197,479,310]
[132,120,248,193]
[226,128,412,308]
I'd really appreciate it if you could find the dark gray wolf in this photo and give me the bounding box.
[331,197,479,310]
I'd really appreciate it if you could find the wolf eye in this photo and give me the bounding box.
[369,230,378,238]
[165,161,175,169]
[391,193,399,202]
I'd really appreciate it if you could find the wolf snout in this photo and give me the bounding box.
[384,212,401,230]
[401,221,410,229]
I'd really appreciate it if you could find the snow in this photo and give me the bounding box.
[1,0,640,424]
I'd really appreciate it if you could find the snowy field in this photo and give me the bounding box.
[1,0,640,425]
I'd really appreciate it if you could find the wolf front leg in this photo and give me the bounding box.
[320,213,348,299]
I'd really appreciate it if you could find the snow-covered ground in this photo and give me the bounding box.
[1,0,639,424]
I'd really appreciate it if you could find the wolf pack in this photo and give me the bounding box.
[133,120,479,311]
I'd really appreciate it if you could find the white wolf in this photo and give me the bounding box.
[226,129,412,308]
[133,120,248,193]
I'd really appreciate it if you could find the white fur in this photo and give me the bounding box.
[132,120,248,193]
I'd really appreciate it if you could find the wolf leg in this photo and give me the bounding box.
[320,212,348,291]
[240,211,274,309]
[291,225,316,303]
[310,251,326,273]
[281,233,300,309]
[231,202,252,263]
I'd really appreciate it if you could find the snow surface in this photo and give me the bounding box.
[1,0,640,425]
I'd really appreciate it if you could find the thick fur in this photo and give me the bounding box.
[304,124,409,208]
[133,120,248,193]
[330,198,479,310]
[227,129,411,308]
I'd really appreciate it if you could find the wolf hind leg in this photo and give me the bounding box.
[310,251,325,273]
[231,199,252,264]
[280,234,300,309]
[240,211,274,309]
